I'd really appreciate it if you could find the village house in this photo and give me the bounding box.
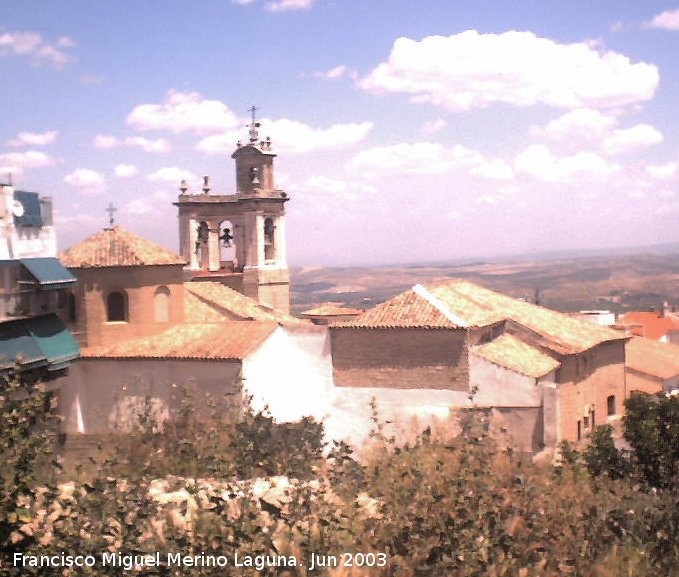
[624,336,679,395]
[0,183,79,377]
[618,308,679,344]
[329,281,629,450]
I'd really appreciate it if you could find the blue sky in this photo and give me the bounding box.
[3,1,679,265]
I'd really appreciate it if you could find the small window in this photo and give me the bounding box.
[583,415,589,429]
[264,217,275,261]
[154,286,170,323]
[577,420,582,441]
[68,292,77,323]
[607,395,616,416]
[107,291,127,322]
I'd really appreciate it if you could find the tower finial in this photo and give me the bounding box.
[247,105,260,143]
[105,202,117,229]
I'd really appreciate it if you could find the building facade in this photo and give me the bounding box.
[175,119,290,313]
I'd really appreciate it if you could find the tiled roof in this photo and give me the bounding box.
[334,289,459,329]
[472,334,560,378]
[626,336,679,380]
[618,311,679,341]
[184,282,300,325]
[59,226,185,268]
[337,280,625,353]
[301,304,363,317]
[81,322,276,360]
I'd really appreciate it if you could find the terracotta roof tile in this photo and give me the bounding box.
[336,280,625,353]
[59,226,185,268]
[184,282,300,325]
[618,311,679,341]
[472,334,561,378]
[626,336,679,380]
[81,322,276,360]
[301,304,363,317]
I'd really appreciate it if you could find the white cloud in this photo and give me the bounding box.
[471,159,514,180]
[147,167,199,185]
[539,109,617,142]
[315,65,348,79]
[197,119,373,155]
[7,131,57,147]
[646,162,678,179]
[93,134,170,152]
[114,164,139,178]
[0,150,57,179]
[536,109,663,155]
[514,144,619,182]
[298,176,376,200]
[360,31,658,111]
[93,135,120,149]
[601,124,663,155]
[347,141,510,180]
[265,0,313,12]
[232,0,256,4]
[126,198,153,215]
[127,90,241,134]
[64,168,107,195]
[644,9,679,30]
[422,119,446,134]
[0,30,75,68]
[125,136,171,153]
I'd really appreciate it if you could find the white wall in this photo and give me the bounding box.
[53,358,241,434]
[328,386,471,447]
[242,325,333,423]
[469,353,547,407]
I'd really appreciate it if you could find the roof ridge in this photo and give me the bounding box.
[413,284,469,328]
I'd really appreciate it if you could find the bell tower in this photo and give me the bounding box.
[175,108,290,313]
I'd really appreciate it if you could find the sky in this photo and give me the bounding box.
[3,1,679,266]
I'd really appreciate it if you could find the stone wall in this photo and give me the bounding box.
[554,339,626,443]
[70,265,185,347]
[330,327,469,390]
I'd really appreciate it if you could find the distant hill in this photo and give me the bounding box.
[290,249,679,316]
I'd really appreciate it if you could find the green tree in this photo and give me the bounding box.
[623,392,679,489]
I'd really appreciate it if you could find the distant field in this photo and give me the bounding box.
[290,251,679,316]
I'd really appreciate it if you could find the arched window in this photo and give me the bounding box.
[607,395,616,416]
[264,217,275,261]
[107,291,127,322]
[154,286,170,323]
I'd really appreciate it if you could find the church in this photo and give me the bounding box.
[5,115,669,456]
[52,119,333,448]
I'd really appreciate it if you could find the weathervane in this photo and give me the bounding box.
[247,105,260,143]
[105,202,117,229]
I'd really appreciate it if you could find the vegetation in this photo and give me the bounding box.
[2,374,679,577]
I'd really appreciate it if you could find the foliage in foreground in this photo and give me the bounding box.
[2,375,679,577]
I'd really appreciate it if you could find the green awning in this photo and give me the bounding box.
[0,314,79,371]
[0,320,45,369]
[20,258,77,290]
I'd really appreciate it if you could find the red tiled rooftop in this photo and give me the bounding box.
[618,311,679,341]
[59,226,185,268]
[626,336,679,380]
[81,322,276,360]
[184,282,300,325]
[335,280,626,353]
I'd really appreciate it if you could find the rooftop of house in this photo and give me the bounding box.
[301,304,363,317]
[472,333,561,378]
[184,282,300,325]
[618,311,679,341]
[58,226,186,268]
[335,280,626,354]
[81,321,277,361]
[626,336,679,380]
